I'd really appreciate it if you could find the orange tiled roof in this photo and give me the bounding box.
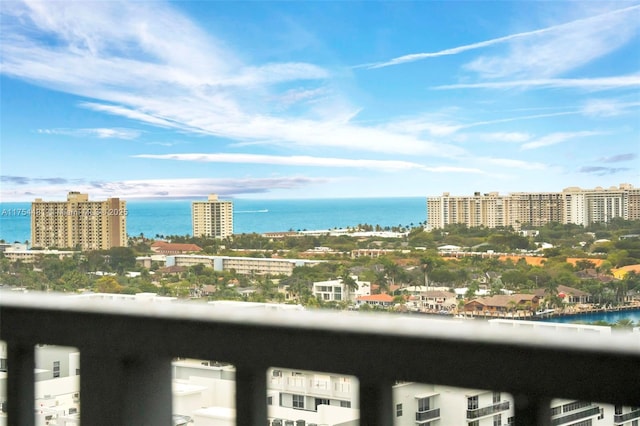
[151,241,202,252]
[357,294,395,302]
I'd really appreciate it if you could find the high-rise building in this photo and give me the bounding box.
[31,192,127,250]
[426,184,638,230]
[192,194,233,238]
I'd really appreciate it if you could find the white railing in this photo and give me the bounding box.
[1,292,639,426]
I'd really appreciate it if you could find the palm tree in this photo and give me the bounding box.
[614,318,635,329]
[340,272,358,300]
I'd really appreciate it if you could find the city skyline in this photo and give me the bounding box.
[1,1,639,202]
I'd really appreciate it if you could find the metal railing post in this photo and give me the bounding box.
[7,342,35,426]
[514,394,550,426]
[359,378,393,426]
[80,353,172,426]
[236,366,267,426]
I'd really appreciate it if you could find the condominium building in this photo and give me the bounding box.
[31,192,127,250]
[165,254,323,276]
[192,194,234,238]
[427,184,638,230]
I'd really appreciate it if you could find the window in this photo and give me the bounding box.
[396,403,403,417]
[418,397,430,412]
[0,359,6,372]
[469,421,479,426]
[53,361,60,378]
[468,396,479,410]
[340,401,351,408]
[493,414,501,426]
[493,391,501,404]
[293,394,304,409]
[615,405,623,415]
[267,396,273,406]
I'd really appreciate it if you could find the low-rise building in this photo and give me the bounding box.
[464,294,539,314]
[356,293,395,308]
[165,255,322,276]
[2,248,77,263]
[312,276,371,303]
[150,241,202,255]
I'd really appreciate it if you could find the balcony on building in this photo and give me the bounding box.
[467,400,511,419]
[1,291,640,426]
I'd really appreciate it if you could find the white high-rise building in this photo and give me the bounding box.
[427,184,638,230]
[192,194,234,239]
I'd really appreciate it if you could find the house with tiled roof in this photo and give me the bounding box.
[418,290,458,311]
[612,264,640,280]
[356,293,395,308]
[464,294,539,314]
[533,285,592,304]
[151,241,202,255]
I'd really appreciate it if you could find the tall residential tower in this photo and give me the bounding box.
[31,192,127,250]
[192,194,234,238]
[426,184,639,230]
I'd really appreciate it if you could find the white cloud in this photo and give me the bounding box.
[582,99,640,117]
[133,153,433,171]
[0,176,333,201]
[360,4,640,73]
[478,157,546,170]
[433,75,640,91]
[133,153,490,175]
[0,0,464,158]
[37,128,141,140]
[521,131,603,150]
[465,6,640,79]
[474,132,533,143]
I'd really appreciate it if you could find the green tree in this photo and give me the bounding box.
[95,276,123,293]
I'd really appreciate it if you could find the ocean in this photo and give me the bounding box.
[0,197,427,243]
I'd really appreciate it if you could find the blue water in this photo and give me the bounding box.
[541,309,640,325]
[0,197,426,242]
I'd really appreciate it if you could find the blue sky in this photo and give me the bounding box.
[1,1,639,201]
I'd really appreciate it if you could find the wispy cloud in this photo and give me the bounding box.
[359,5,640,72]
[0,0,460,157]
[132,152,488,174]
[582,99,640,117]
[578,166,631,176]
[433,75,640,91]
[1,175,70,185]
[0,176,333,201]
[522,131,603,150]
[134,153,426,171]
[37,128,141,139]
[598,153,638,163]
[478,158,546,170]
[384,111,578,139]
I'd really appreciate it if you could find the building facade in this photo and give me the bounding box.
[427,184,639,230]
[31,192,127,250]
[165,254,322,276]
[192,194,234,239]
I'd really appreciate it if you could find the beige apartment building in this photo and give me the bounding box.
[31,192,127,250]
[427,183,638,230]
[192,194,233,238]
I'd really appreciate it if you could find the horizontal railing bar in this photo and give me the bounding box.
[2,292,640,408]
